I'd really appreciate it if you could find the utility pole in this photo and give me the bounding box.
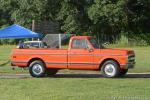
[32,20,35,32]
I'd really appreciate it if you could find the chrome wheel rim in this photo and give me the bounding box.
[104,64,116,76]
[32,64,43,75]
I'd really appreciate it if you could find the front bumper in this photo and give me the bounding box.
[126,62,135,69]
[125,54,135,69]
[121,62,135,69]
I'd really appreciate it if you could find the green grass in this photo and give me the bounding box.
[129,46,150,72]
[0,78,150,100]
[0,45,150,100]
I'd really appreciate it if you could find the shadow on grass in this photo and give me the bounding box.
[0,74,31,79]
[53,74,103,78]
[51,73,150,78]
[124,73,150,78]
[1,73,150,79]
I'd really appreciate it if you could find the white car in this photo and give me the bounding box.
[23,41,48,48]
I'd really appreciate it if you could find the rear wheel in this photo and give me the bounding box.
[101,60,120,78]
[119,69,128,76]
[29,60,46,78]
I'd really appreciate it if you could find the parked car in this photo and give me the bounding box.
[23,41,48,48]
[11,36,135,78]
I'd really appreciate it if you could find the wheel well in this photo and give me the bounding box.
[99,58,120,70]
[27,58,45,67]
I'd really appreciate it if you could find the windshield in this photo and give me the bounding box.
[89,38,104,49]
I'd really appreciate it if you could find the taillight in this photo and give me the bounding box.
[13,56,17,58]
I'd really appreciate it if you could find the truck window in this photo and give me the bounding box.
[72,39,88,49]
[61,37,70,49]
[89,38,104,49]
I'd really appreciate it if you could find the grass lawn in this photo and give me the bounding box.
[0,78,150,100]
[0,45,150,100]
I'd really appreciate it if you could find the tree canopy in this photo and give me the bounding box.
[0,0,150,44]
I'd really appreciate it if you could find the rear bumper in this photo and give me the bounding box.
[11,62,15,66]
[11,61,27,67]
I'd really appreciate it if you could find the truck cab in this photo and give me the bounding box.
[11,36,135,78]
[68,36,135,77]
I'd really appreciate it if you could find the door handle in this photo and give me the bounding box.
[89,49,93,52]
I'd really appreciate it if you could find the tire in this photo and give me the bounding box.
[101,60,120,78]
[29,60,46,78]
[46,69,58,76]
[119,69,128,76]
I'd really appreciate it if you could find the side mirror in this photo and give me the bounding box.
[87,45,93,52]
[87,45,91,49]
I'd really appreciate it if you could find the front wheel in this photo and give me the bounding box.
[101,60,120,78]
[29,60,46,78]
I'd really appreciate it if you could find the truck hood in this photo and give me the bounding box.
[94,48,134,55]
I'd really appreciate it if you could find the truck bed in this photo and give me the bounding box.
[11,48,68,68]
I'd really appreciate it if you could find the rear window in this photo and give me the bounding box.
[72,39,88,49]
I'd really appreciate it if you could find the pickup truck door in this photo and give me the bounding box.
[68,38,94,69]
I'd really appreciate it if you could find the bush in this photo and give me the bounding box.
[110,33,150,47]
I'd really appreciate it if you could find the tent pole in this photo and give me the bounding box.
[32,20,35,41]
[59,34,61,48]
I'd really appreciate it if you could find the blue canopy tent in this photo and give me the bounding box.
[0,24,42,39]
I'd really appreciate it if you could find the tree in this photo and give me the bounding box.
[125,0,150,44]
[56,0,92,34]
[0,0,150,44]
[88,0,127,39]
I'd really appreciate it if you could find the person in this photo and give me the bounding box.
[18,40,24,49]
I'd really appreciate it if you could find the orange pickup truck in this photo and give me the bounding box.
[11,36,135,78]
